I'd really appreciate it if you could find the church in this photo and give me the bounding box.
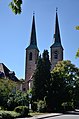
[24,10,64,90]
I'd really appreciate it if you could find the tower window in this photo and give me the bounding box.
[35,53,38,64]
[29,52,32,60]
[54,50,58,59]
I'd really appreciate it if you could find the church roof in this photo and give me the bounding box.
[27,13,39,51]
[51,9,63,49]
[0,63,19,82]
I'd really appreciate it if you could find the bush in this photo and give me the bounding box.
[31,102,37,112]
[0,111,20,119]
[1,113,13,119]
[7,91,29,111]
[62,102,74,111]
[14,106,29,117]
[37,100,47,113]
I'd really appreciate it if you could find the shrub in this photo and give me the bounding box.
[62,102,74,111]
[0,111,20,119]
[37,100,47,113]
[31,102,37,112]
[7,91,29,111]
[14,106,29,117]
[1,113,13,119]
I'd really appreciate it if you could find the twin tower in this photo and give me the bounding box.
[25,10,64,90]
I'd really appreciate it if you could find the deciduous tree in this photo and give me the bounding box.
[49,60,79,111]
[0,78,16,109]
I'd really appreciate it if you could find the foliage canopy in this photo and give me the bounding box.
[0,78,28,110]
[49,60,79,111]
[32,50,51,101]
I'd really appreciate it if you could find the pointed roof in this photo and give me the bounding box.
[27,13,39,50]
[51,9,63,48]
[0,63,19,82]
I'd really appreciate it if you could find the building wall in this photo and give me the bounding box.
[50,47,63,70]
[25,48,39,89]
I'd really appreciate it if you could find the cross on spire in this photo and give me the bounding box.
[56,7,58,12]
[33,11,35,15]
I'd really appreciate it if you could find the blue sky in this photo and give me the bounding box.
[0,0,79,79]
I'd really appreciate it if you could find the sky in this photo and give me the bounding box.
[0,0,79,79]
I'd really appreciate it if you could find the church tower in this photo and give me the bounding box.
[50,9,63,70]
[25,14,39,90]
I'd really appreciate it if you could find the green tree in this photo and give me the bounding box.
[42,50,51,95]
[50,60,79,111]
[7,90,28,110]
[32,50,51,101]
[0,78,29,110]
[32,56,44,101]
[0,78,17,109]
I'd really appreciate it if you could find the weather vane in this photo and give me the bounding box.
[33,11,35,15]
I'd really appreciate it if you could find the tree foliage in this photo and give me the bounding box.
[7,90,28,110]
[0,78,17,109]
[9,0,22,15]
[32,50,51,101]
[0,78,28,110]
[76,48,79,58]
[76,26,79,30]
[32,59,79,112]
[49,60,79,111]
[75,26,79,58]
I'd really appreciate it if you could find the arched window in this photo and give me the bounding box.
[35,53,38,64]
[54,50,58,59]
[29,52,32,60]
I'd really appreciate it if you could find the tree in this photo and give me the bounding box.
[42,50,51,95]
[0,78,17,109]
[49,60,79,111]
[9,0,22,15]
[32,50,51,102]
[0,78,29,110]
[7,90,28,110]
